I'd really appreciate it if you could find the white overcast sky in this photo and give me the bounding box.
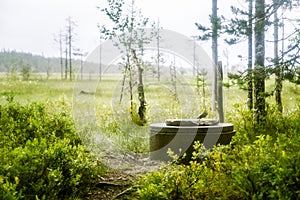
[0,0,297,65]
[0,0,237,54]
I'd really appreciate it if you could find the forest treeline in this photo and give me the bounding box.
[0,50,62,73]
[0,50,100,75]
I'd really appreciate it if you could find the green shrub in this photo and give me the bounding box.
[229,103,300,145]
[95,104,149,153]
[0,100,105,199]
[0,101,80,149]
[1,138,101,199]
[138,105,300,200]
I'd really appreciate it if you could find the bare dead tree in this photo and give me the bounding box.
[65,33,68,80]
[64,16,77,81]
[53,30,64,80]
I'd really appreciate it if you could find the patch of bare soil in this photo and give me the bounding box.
[83,171,136,200]
[83,152,163,199]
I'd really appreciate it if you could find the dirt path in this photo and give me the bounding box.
[84,152,163,199]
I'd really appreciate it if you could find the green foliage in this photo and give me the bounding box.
[230,103,300,145]
[20,65,31,81]
[1,74,299,199]
[223,4,252,45]
[100,0,151,127]
[0,100,105,199]
[228,71,249,90]
[137,105,300,199]
[195,12,225,41]
[0,100,80,149]
[95,103,149,153]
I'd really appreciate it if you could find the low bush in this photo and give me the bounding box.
[138,135,300,199]
[137,105,300,199]
[229,103,300,145]
[0,100,105,199]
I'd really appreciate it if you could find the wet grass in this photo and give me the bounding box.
[1,73,299,154]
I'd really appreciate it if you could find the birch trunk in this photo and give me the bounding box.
[131,49,146,125]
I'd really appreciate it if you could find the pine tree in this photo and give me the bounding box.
[253,0,266,123]
[195,0,224,122]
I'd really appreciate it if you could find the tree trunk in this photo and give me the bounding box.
[119,64,127,104]
[217,61,224,123]
[131,49,147,125]
[212,0,223,121]
[156,18,161,82]
[170,57,177,100]
[68,17,72,81]
[212,0,218,113]
[254,0,266,123]
[129,61,133,116]
[248,0,254,110]
[99,33,102,81]
[59,31,64,80]
[274,1,283,113]
[65,34,68,80]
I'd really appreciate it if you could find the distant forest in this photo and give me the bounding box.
[0,50,193,79]
[0,50,101,75]
[0,50,63,73]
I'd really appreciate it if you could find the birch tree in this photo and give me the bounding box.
[100,0,151,125]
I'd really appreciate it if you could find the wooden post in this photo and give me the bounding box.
[218,61,224,123]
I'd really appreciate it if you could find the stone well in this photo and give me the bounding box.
[149,120,235,163]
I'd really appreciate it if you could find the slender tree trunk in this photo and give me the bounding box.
[170,56,177,100]
[80,56,83,80]
[119,43,130,104]
[65,34,68,80]
[281,7,285,62]
[129,60,133,116]
[119,65,127,104]
[248,0,254,110]
[254,0,266,123]
[156,18,160,82]
[274,1,283,113]
[217,61,224,123]
[68,17,72,81]
[212,0,224,121]
[99,32,102,81]
[131,49,146,125]
[59,31,63,80]
[212,0,218,112]
[193,37,197,77]
[128,0,134,115]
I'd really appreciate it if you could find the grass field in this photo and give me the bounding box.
[1,73,299,153]
[1,73,299,150]
[1,73,299,112]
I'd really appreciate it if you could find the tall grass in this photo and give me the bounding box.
[1,74,299,154]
